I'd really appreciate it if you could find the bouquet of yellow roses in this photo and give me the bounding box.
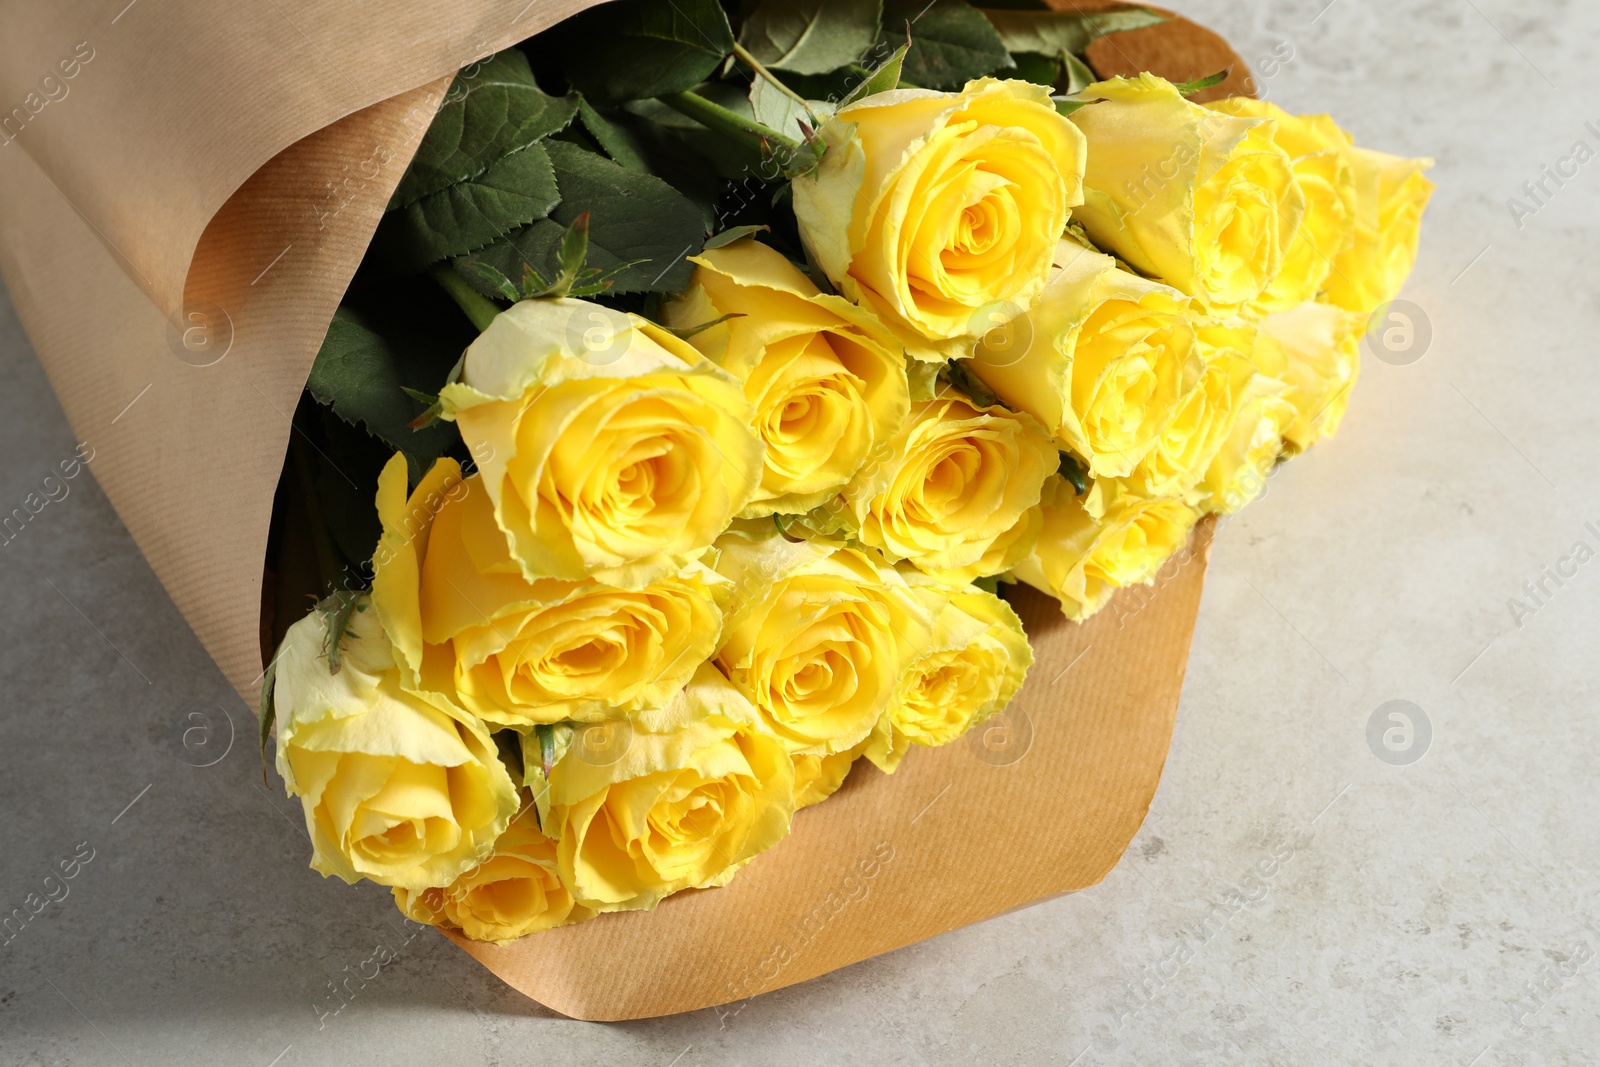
[257,0,1431,955]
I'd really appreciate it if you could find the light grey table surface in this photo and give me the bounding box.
[3,1,1598,1064]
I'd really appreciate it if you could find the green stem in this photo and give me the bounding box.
[660,90,801,157]
[731,42,820,126]
[429,264,501,332]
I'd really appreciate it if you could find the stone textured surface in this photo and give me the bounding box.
[3,1,1598,1063]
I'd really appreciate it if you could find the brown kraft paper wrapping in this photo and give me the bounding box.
[0,0,1245,1021]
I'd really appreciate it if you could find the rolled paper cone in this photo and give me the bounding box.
[0,0,1241,1020]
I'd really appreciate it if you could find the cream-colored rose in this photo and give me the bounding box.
[439,298,764,588]
[970,239,1204,478]
[794,78,1087,361]
[271,595,519,892]
[714,525,933,756]
[1207,98,1358,316]
[535,663,795,912]
[1192,371,1296,515]
[1324,146,1435,316]
[392,805,591,942]
[663,238,910,516]
[844,391,1057,582]
[370,456,726,727]
[1250,300,1363,453]
[862,581,1033,773]
[1014,476,1199,621]
[1122,322,1261,501]
[1069,74,1305,315]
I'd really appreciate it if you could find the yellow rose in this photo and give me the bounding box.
[970,239,1204,478]
[714,525,934,756]
[1014,476,1199,621]
[1122,322,1261,501]
[1323,146,1434,316]
[392,805,591,943]
[371,456,725,727]
[1250,300,1363,453]
[862,582,1033,773]
[535,663,795,912]
[439,297,764,588]
[271,595,519,891]
[1193,369,1296,515]
[663,238,910,516]
[844,391,1057,582]
[792,746,863,809]
[1207,98,1358,316]
[793,78,1087,361]
[1069,74,1305,315]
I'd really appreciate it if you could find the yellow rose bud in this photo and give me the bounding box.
[792,746,864,809]
[1250,300,1363,452]
[1193,368,1296,515]
[271,595,519,892]
[1207,98,1359,316]
[1069,74,1305,314]
[439,298,764,588]
[970,239,1204,478]
[392,806,592,943]
[1014,476,1199,621]
[663,238,910,516]
[794,78,1087,361]
[1123,321,1261,501]
[371,456,726,727]
[862,582,1033,773]
[714,525,934,755]
[1323,146,1434,316]
[845,391,1057,582]
[537,663,795,912]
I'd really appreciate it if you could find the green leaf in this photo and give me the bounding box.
[704,223,770,250]
[739,0,882,75]
[749,75,821,143]
[559,0,735,101]
[1172,69,1231,96]
[373,142,560,272]
[941,358,1001,409]
[979,7,1166,56]
[535,723,558,780]
[907,358,943,402]
[306,307,458,470]
[842,43,909,103]
[320,591,363,676]
[882,0,1012,90]
[576,99,651,174]
[1058,451,1089,495]
[667,312,745,340]
[1009,51,1061,87]
[390,51,577,209]
[258,654,277,777]
[458,140,705,296]
[1061,49,1096,94]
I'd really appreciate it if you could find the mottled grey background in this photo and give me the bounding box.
[3,0,1598,1063]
